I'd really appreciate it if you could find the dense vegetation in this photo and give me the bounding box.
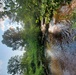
[1,0,76,75]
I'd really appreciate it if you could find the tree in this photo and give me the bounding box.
[2,27,24,50]
[7,55,26,75]
[7,55,21,75]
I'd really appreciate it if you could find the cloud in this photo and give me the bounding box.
[0,17,10,31]
[0,60,3,73]
[0,16,22,31]
[0,18,5,31]
[0,8,4,12]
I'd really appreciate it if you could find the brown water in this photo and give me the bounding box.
[45,20,76,75]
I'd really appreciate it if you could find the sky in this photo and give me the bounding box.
[0,1,24,75]
[0,17,24,75]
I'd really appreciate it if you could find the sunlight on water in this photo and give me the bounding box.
[48,20,70,34]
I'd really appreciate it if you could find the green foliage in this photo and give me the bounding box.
[3,0,74,75]
[71,9,76,29]
[21,16,45,75]
[3,0,72,23]
[7,55,23,75]
[2,27,24,50]
[72,22,76,29]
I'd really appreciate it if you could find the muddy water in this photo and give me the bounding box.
[46,40,76,75]
[45,21,76,75]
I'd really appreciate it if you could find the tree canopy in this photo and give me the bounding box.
[2,27,24,50]
[7,55,26,75]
